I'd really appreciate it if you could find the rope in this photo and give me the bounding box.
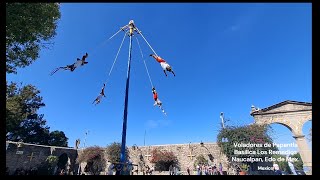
[107,31,127,78]
[86,28,125,60]
[92,31,127,105]
[135,27,158,57]
[88,38,108,56]
[135,36,154,88]
[134,30,167,116]
[108,28,125,41]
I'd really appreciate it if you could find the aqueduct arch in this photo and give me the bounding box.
[250,100,312,173]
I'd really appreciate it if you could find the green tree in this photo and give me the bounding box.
[217,124,278,171]
[77,146,106,175]
[217,124,277,160]
[7,114,51,145]
[6,3,61,74]
[6,81,45,134]
[290,153,303,170]
[48,130,68,147]
[5,3,67,147]
[6,81,69,146]
[105,142,130,164]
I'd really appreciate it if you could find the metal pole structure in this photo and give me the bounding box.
[119,20,134,175]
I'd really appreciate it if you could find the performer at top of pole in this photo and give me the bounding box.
[121,20,138,37]
[128,20,135,36]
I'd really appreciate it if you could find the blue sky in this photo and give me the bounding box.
[7,3,312,153]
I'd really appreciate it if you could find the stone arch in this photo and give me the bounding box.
[271,122,293,132]
[57,153,69,171]
[54,148,78,175]
[250,100,312,174]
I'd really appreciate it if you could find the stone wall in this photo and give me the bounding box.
[6,141,232,175]
[128,142,230,173]
[6,141,78,175]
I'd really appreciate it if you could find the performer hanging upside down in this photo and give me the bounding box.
[150,54,175,77]
[50,53,89,76]
[152,87,167,115]
[80,52,89,65]
[92,83,106,105]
